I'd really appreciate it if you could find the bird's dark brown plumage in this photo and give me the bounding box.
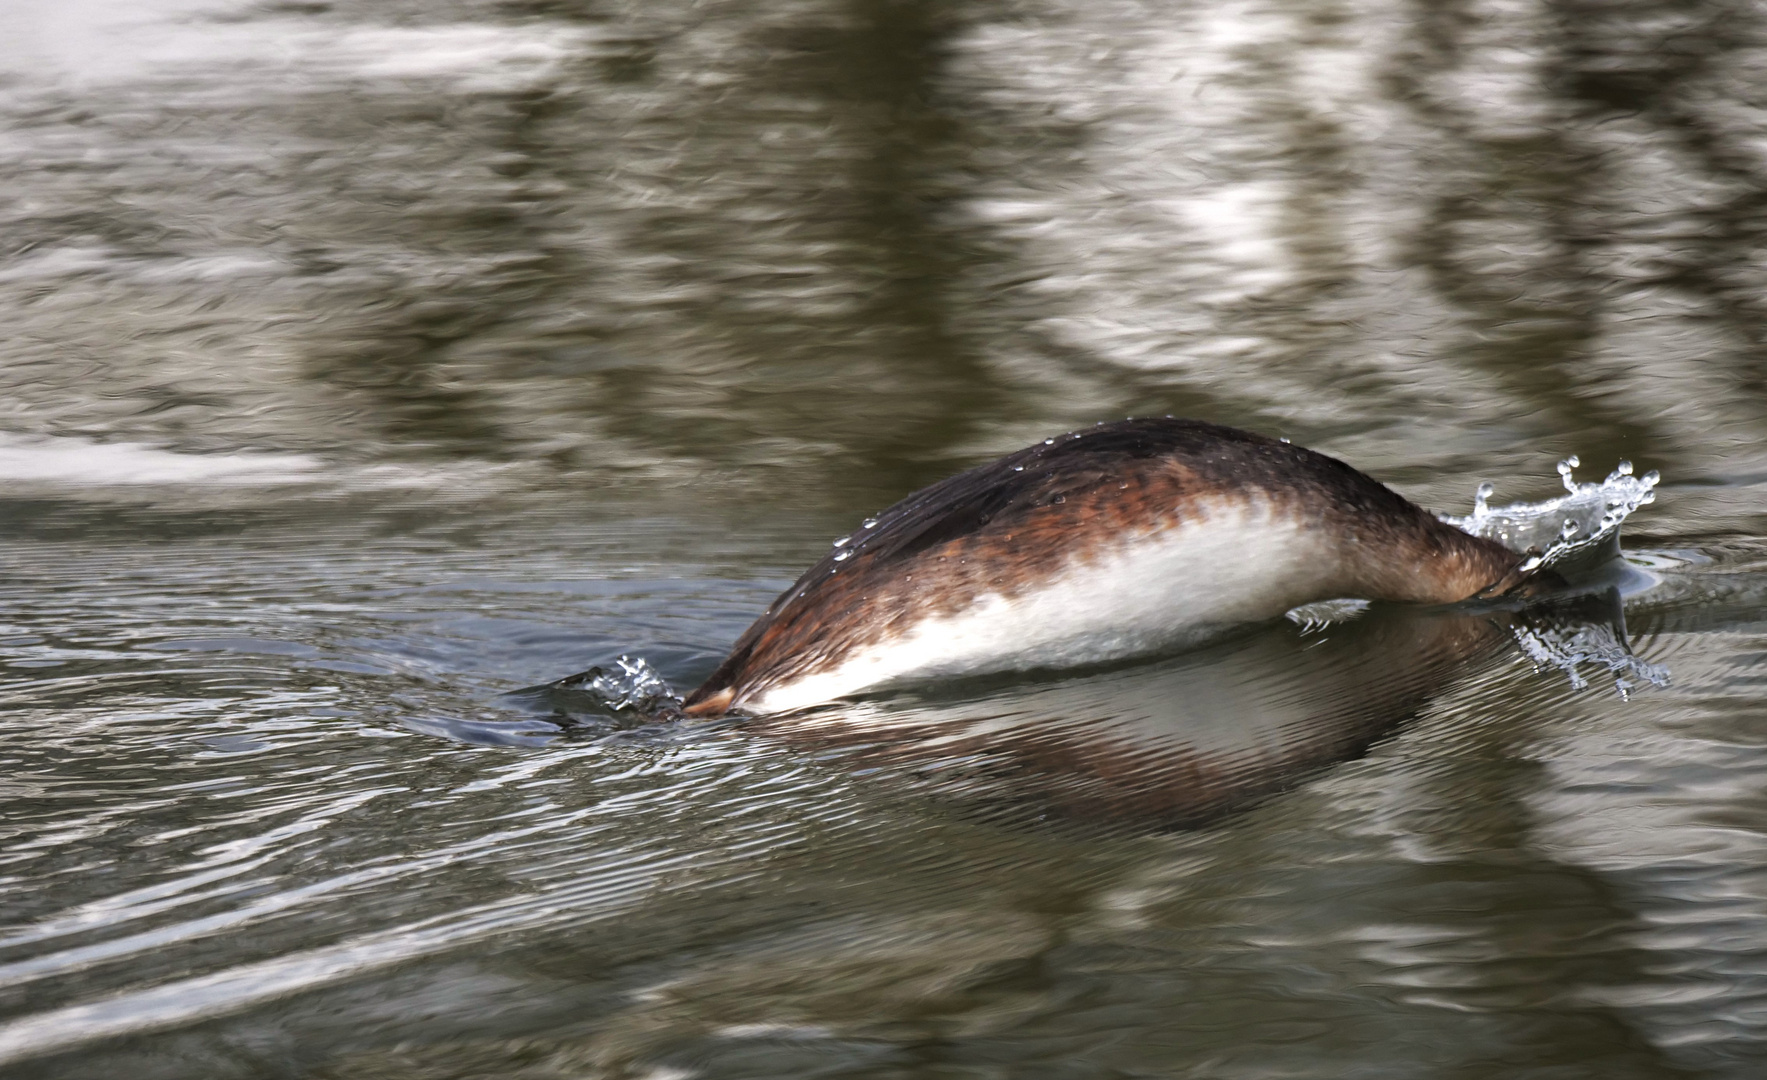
[685,418,1528,716]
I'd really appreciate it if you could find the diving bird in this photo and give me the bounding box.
[685,418,1534,716]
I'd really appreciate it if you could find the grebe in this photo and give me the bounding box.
[685,418,1537,717]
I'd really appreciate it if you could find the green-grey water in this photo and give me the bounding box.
[4,0,1767,1076]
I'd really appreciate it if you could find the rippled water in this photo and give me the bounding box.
[5,0,1767,1075]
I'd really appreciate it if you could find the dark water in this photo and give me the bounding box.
[4,0,1767,1075]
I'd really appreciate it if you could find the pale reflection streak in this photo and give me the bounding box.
[0,840,688,1067]
[0,726,851,1068]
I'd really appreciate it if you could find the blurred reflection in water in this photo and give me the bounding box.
[516,586,1639,828]
[7,0,1767,504]
[741,604,1519,825]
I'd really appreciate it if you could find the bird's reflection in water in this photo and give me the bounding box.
[733,588,1643,827]
[514,588,1649,828]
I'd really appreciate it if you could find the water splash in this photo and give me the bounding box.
[1443,456,1660,575]
[547,655,682,716]
[1444,458,1667,697]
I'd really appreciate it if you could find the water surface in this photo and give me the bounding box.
[5,0,1767,1075]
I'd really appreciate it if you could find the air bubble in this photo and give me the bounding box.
[833,550,852,562]
[831,536,849,547]
[861,517,878,529]
[1617,460,1633,476]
